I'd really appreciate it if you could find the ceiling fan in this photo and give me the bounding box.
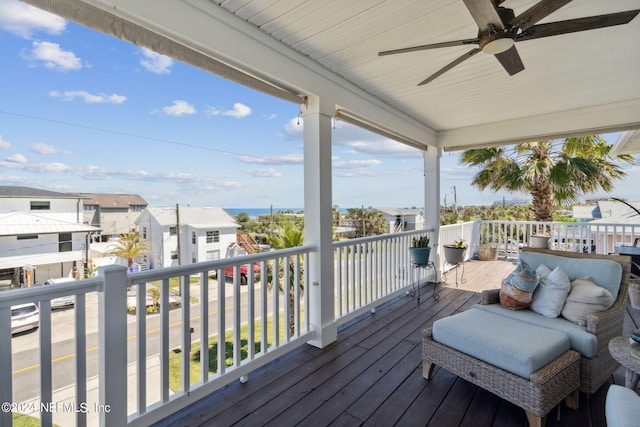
[378,0,640,86]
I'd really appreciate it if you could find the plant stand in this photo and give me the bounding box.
[442,259,466,286]
[411,261,438,303]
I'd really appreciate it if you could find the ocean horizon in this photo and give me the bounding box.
[224,208,304,218]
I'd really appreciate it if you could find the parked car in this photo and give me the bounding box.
[224,264,260,285]
[11,303,40,335]
[42,277,76,309]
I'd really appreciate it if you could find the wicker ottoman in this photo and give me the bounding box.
[423,309,580,427]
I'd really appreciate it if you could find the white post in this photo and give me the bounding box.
[98,265,128,425]
[303,95,337,348]
[424,148,442,281]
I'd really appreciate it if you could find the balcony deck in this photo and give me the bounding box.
[155,258,640,427]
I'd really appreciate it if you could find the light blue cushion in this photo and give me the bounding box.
[519,251,622,301]
[606,385,640,427]
[474,303,598,358]
[432,308,570,379]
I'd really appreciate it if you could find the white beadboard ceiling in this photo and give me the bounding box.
[25,0,640,151]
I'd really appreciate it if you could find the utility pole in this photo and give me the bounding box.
[176,203,181,265]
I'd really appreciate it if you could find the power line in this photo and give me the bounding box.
[0,109,269,161]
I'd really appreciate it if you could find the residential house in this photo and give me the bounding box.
[0,186,100,289]
[79,193,148,242]
[136,206,240,269]
[375,207,424,233]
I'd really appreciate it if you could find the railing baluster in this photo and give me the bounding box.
[75,293,87,427]
[136,281,147,414]
[39,300,52,427]
[181,274,191,393]
[0,306,11,427]
[160,278,170,402]
[217,268,225,375]
[200,271,209,382]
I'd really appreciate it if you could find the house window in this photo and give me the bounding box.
[169,226,177,236]
[192,232,196,244]
[206,230,219,243]
[17,235,38,240]
[170,251,178,260]
[30,201,50,210]
[142,227,147,239]
[192,252,197,263]
[206,250,220,260]
[59,233,72,252]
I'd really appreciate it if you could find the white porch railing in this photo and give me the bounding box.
[333,229,434,325]
[4,219,637,426]
[473,220,640,257]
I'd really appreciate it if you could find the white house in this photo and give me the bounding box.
[136,206,240,269]
[79,193,148,242]
[0,186,100,288]
[375,208,425,233]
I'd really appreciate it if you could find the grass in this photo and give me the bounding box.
[168,311,293,392]
[12,413,58,427]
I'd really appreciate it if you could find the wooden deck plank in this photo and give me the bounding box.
[155,259,636,427]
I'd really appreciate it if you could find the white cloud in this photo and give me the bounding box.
[139,48,173,74]
[0,0,66,39]
[161,100,196,116]
[206,103,252,119]
[29,143,58,154]
[0,135,13,150]
[284,117,303,140]
[5,153,27,163]
[49,90,127,104]
[333,159,381,169]
[22,41,82,72]
[247,168,282,177]
[237,153,303,165]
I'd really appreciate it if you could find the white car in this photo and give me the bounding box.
[42,277,76,309]
[11,303,40,334]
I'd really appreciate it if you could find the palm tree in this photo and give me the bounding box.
[459,136,636,221]
[109,232,150,267]
[266,223,304,337]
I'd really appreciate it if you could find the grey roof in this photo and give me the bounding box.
[77,193,148,208]
[0,186,84,199]
[141,207,239,229]
[0,212,101,236]
[375,207,424,217]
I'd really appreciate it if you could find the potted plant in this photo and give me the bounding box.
[409,235,431,265]
[477,228,499,261]
[443,238,467,265]
[530,231,551,248]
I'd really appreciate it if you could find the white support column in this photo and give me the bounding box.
[98,265,128,426]
[303,95,337,348]
[424,147,442,281]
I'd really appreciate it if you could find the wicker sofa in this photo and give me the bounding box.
[422,248,631,426]
[478,248,632,394]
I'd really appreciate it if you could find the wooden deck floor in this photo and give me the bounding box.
[156,259,640,427]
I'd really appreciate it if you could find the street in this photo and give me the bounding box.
[10,279,269,404]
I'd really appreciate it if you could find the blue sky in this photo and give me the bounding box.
[1,1,638,210]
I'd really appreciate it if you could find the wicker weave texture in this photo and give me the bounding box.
[423,328,580,417]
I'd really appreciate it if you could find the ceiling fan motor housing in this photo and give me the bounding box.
[479,7,516,54]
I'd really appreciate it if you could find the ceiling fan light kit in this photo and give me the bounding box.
[378,0,640,85]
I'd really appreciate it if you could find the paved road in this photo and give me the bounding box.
[10,279,264,403]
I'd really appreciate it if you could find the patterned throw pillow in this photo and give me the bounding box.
[499,259,538,310]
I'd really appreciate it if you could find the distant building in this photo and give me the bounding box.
[374,208,425,233]
[0,186,100,288]
[79,193,148,242]
[136,207,239,269]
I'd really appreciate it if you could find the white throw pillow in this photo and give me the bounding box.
[561,277,614,326]
[530,265,571,318]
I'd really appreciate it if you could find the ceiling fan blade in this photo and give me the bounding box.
[378,38,478,56]
[494,45,525,76]
[418,48,481,86]
[517,10,640,42]
[510,0,572,31]
[463,0,504,30]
